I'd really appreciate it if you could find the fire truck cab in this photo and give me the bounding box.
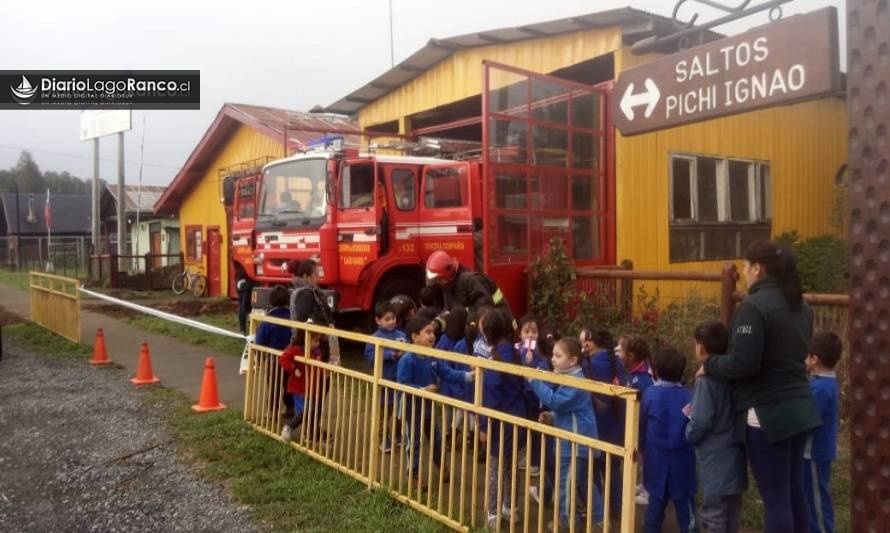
[230,147,484,314]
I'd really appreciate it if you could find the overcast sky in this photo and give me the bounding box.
[0,0,845,187]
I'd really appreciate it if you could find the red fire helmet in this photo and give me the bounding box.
[425,250,459,282]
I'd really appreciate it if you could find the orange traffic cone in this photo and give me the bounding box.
[89,328,112,365]
[131,342,160,385]
[192,357,226,412]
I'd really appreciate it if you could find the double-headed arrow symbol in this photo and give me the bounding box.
[619,78,660,121]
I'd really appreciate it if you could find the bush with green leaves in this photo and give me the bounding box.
[775,231,848,293]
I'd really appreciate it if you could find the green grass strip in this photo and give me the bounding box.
[5,322,92,360]
[147,388,445,533]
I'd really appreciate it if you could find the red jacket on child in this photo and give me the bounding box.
[278,344,323,395]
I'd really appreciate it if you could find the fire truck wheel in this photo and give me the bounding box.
[374,271,424,308]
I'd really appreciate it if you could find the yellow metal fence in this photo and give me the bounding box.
[245,315,641,532]
[29,271,81,343]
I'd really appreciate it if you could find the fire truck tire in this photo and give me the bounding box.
[374,271,424,307]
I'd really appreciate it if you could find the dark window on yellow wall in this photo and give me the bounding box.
[669,154,771,262]
[185,226,202,261]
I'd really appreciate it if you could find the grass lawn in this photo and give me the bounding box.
[148,387,445,532]
[4,322,93,360]
[125,314,246,358]
[0,268,33,291]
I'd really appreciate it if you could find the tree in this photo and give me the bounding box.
[14,151,46,192]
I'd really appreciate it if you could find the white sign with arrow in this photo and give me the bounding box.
[619,78,660,121]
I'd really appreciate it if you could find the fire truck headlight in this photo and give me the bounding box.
[256,263,264,276]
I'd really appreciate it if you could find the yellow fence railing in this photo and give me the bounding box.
[29,271,81,343]
[245,314,641,532]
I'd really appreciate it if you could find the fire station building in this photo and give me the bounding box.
[326,7,846,298]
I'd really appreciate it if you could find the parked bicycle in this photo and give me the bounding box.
[172,264,207,297]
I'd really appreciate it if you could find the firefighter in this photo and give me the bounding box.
[425,250,514,324]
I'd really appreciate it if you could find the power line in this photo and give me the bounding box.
[0,143,181,171]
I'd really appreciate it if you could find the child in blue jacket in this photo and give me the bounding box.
[397,316,472,488]
[364,301,408,452]
[804,331,842,533]
[478,307,527,528]
[517,314,547,477]
[436,308,469,439]
[257,286,297,417]
[642,347,696,533]
[687,321,747,533]
[580,327,626,520]
[617,334,655,505]
[526,337,598,529]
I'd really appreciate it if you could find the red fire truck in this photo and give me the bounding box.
[226,62,614,317]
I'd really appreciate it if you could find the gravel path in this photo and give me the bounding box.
[0,344,264,533]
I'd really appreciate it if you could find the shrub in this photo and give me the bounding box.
[774,231,849,293]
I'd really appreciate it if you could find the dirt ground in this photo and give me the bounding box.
[0,343,263,532]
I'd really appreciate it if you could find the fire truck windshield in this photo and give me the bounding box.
[259,158,327,223]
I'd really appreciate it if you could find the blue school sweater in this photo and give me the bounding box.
[452,338,474,403]
[255,307,293,350]
[641,381,696,500]
[480,342,527,456]
[527,366,598,458]
[435,334,467,399]
[583,349,627,445]
[806,373,838,462]
[363,327,408,382]
[625,362,654,393]
[396,351,467,389]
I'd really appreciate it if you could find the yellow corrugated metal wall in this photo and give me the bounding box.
[178,125,284,294]
[358,27,623,128]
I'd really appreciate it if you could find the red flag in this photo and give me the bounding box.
[44,189,51,230]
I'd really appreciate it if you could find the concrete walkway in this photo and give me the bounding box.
[0,284,247,410]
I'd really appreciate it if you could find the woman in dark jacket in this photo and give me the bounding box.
[702,240,820,532]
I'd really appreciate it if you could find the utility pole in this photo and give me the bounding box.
[117,131,126,267]
[13,182,21,271]
[92,139,100,253]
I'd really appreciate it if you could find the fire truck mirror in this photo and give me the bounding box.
[222,177,236,207]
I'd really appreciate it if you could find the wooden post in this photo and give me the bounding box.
[618,259,634,319]
[719,263,738,327]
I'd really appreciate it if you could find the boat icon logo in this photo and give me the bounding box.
[11,75,38,105]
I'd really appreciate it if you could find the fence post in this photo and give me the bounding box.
[618,259,634,319]
[110,254,118,289]
[720,263,738,327]
[620,391,641,533]
[145,252,152,291]
[367,343,384,487]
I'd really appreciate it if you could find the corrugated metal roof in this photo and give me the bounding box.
[155,103,361,214]
[327,6,721,116]
[106,184,168,213]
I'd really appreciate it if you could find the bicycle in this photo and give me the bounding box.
[172,264,207,297]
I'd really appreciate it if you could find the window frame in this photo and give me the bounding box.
[668,152,772,262]
[185,225,203,262]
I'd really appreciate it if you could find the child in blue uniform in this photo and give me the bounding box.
[364,301,408,452]
[436,308,469,440]
[618,334,655,505]
[804,331,842,533]
[258,286,297,417]
[579,327,625,520]
[526,337,598,529]
[478,307,526,528]
[397,316,473,489]
[687,321,747,533]
[642,346,696,533]
[517,314,546,476]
